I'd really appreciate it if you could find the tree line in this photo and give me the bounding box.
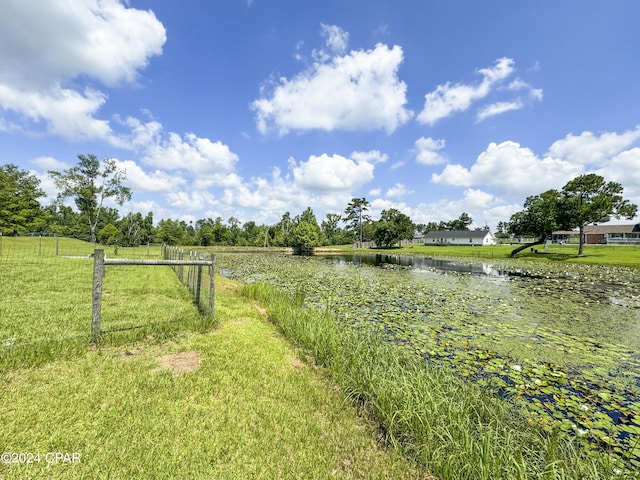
[1,154,636,252]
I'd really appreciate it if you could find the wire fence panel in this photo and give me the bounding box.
[0,236,213,370]
[161,245,216,316]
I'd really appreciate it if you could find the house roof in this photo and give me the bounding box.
[552,224,640,235]
[424,230,492,239]
[584,224,639,234]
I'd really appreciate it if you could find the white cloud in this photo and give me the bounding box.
[432,140,583,198]
[291,153,375,192]
[547,126,640,166]
[320,24,349,54]
[0,84,114,141]
[476,100,524,122]
[0,0,165,141]
[385,183,413,198]
[143,132,239,176]
[595,148,640,206]
[417,57,515,125]
[252,41,412,135]
[114,159,185,193]
[31,156,69,171]
[350,150,388,164]
[167,190,217,211]
[415,137,447,165]
[0,0,165,88]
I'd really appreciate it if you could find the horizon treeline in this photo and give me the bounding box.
[1,162,493,248]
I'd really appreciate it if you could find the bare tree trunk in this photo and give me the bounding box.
[510,237,546,257]
[578,224,585,256]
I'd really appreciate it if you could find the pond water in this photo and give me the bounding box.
[320,253,510,276]
[219,252,640,465]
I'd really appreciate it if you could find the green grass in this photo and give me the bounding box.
[0,238,213,369]
[350,243,640,267]
[0,279,428,479]
[0,239,431,479]
[243,282,634,479]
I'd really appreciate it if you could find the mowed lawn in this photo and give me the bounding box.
[0,251,429,479]
[356,242,640,267]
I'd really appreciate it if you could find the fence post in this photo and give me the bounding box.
[195,264,202,308]
[91,249,105,339]
[209,254,216,313]
[55,234,59,256]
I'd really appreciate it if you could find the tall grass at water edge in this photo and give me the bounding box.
[243,282,634,479]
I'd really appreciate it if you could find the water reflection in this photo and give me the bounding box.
[319,253,508,277]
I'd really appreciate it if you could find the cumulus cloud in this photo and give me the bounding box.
[314,24,349,60]
[415,137,447,165]
[0,0,165,141]
[595,148,640,205]
[432,140,583,198]
[252,32,412,135]
[417,57,515,125]
[385,183,413,198]
[31,156,69,171]
[143,132,239,176]
[291,152,376,192]
[167,190,217,211]
[114,159,186,193]
[547,126,640,166]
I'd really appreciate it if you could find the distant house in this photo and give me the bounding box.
[424,230,497,246]
[551,224,640,245]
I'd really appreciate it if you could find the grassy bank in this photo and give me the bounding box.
[243,282,633,479]
[1,265,428,478]
[347,243,640,268]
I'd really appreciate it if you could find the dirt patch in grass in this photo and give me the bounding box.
[156,351,202,376]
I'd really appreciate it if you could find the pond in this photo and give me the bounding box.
[218,252,640,466]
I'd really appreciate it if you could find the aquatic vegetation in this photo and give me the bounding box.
[219,252,640,471]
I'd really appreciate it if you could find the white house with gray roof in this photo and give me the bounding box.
[424,230,497,246]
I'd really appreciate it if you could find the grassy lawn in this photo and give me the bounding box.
[0,242,429,479]
[350,243,640,267]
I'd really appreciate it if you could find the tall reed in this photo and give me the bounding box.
[243,282,630,479]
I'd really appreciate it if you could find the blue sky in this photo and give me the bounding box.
[1,0,639,229]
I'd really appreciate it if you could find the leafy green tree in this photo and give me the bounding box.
[43,202,85,238]
[273,211,292,246]
[289,207,322,251]
[561,174,637,256]
[98,223,121,245]
[446,212,473,230]
[344,197,371,243]
[289,221,321,250]
[321,213,343,245]
[49,154,131,243]
[495,221,510,239]
[242,221,261,246]
[119,212,142,246]
[507,189,566,256]
[0,164,48,234]
[155,219,186,245]
[372,208,415,248]
[227,217,240,245]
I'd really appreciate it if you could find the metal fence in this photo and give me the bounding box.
[90,248,215,337]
